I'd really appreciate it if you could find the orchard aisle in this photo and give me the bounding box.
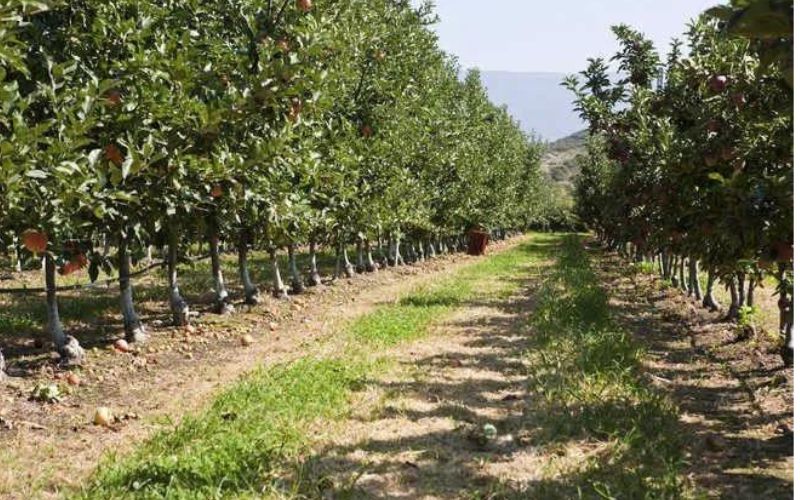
[292,236,793,499]
[0,241,519,498]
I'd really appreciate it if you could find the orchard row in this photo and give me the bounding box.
[0,0,553,364]
[565,1,793,364]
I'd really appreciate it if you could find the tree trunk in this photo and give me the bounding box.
[737,272,747,308]
[45,254,85,363]
[356,240,365,273]
[428,239,436,259]
[746,275,757,307]
[678,258,687,291]
[209,230,233,315]
[119,236,148,342]
[167,227,190,325]
[342,244,355,278]
[308,238,322,286]
[12,237,21,273]
[703,269,721,311]
[417,240,426,263]
[0,348,5,379]
[270,248,289,299]
[688,259,702,301]
[778,263,793,366]
[365,239,376,272]
[393,235,403,267]
[726,278,740,321]
[238,231,260,306]
[288,243,305,294]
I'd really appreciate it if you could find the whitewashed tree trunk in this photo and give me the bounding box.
[270,248,289,299]
[167,227,190,325]
[238,232,260,306]
[688,259,702,301]
[365,239,376,272]
[356,240,365,272]
[12,237,21,272]
[209,231,233,314]
[308,238,322,286]
[119,237,148,342]
[45,254,85,364]
[393,234,404,267]
[343,245,355,278]
[703,269,721,311]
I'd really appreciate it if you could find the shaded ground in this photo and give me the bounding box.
[291,236,792,499]
[592,244,793,499]
[0,241,520,499]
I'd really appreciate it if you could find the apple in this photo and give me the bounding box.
[104,90,123,108]
[708,75,728,93]
[361,124,373,137]
[104,144,124,166]
[211,184,224,198]
[276,38,290,52]
[22,229,48,254]
[296,0,312,12]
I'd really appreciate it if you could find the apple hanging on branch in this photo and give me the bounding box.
[104,144,124,167]
[22,229,48,254]
[708,74,728,93]
[296,0,312,13]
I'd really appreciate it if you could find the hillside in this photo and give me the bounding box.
[542,129,587,187]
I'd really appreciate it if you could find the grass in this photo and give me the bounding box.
[78,235,546,499]
[524,235,689,498]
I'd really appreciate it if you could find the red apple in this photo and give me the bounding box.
[296,0,312,12]
[104,90,123,108]
[708,75,728,93]
[22,229,48,254]
[104,144,124,166]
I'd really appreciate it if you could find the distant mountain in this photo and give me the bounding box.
[477,71,584,142]
[542,129,587,188]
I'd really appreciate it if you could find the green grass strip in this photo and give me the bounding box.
[79,234,557,499]
[526,235,689,498]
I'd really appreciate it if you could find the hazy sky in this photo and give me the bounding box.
[422,0,721,74]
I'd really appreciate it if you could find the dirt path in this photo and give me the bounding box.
[0,240,520,499]
[593,247,793,499]
[292,237,793,499]
[296,242,548,498]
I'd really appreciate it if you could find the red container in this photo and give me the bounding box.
[467,229,490,256]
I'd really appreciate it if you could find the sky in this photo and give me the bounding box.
[419,0,721,74]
